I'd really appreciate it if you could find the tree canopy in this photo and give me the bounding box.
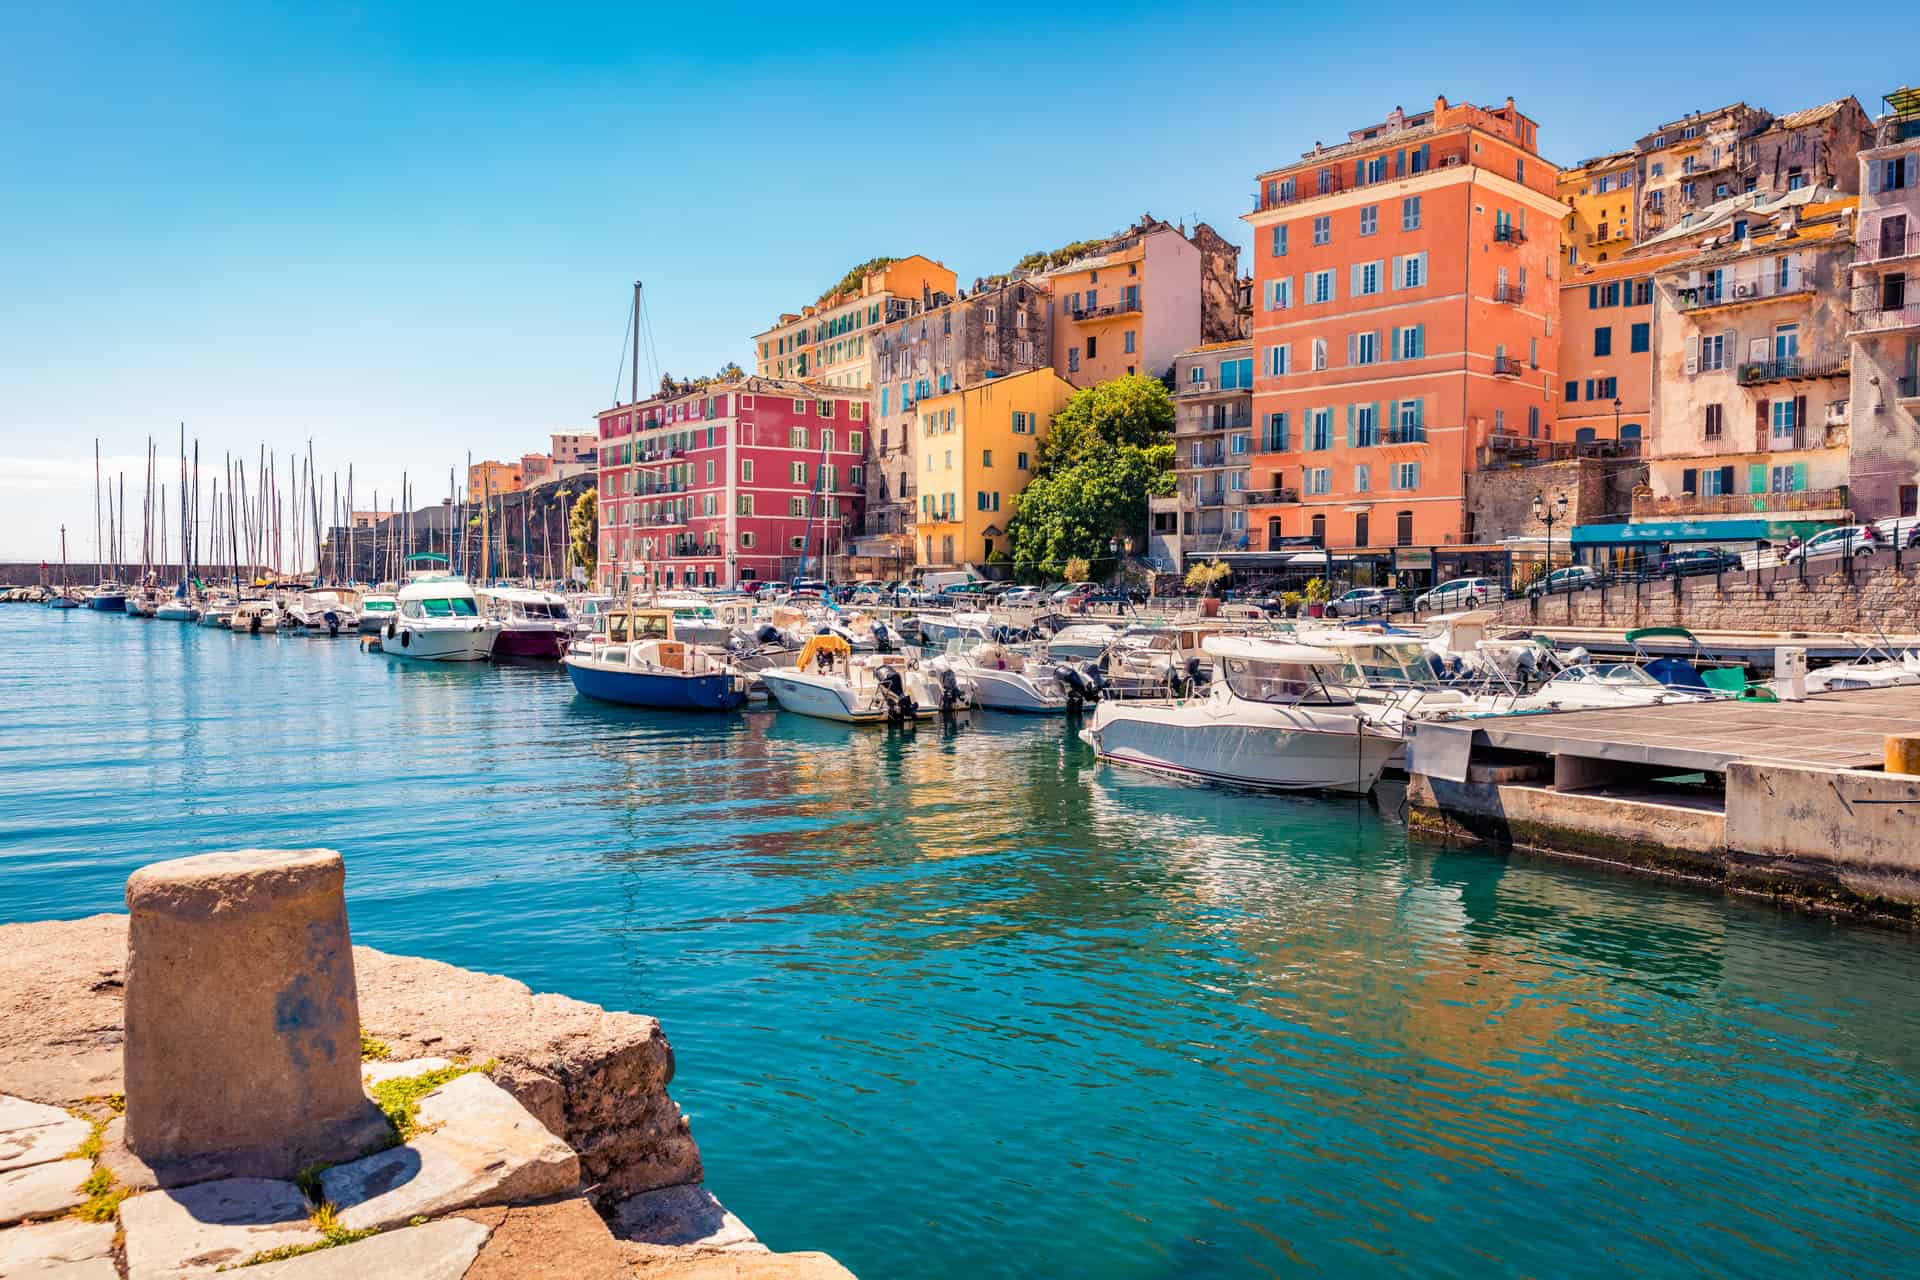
[569,489,598,577]
[1006,375,1175,579]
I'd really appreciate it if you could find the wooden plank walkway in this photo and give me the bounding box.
[1464,684,1920,773]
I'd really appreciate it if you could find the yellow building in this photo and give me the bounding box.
[1557,149,1637,266]
[752,255,957,389]
[914,367,1078,568]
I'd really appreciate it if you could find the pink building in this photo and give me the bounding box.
[593,377,870,589]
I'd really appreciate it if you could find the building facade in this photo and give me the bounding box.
[1043,216,1241,387]
[1635,104,1773,243]
[1243,95,1565,555]
[859,277,1053,567]
[751,256,957,390]
[593,377,870,589]
[1558,252,1685,446]
[1848,88,1920,520]
[1158,341,1254,570]
[1640,193,1857,535]
[1558,149,1638,266]
[468,459,523,500]
[912,367,1077,569]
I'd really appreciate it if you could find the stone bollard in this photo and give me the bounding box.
[1887,734,1920,776]
[119,849,390,1185]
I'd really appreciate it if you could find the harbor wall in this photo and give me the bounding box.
[1492,561,1920,633]
[1724,762,1920,908]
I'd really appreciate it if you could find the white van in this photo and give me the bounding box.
[917,570,984,595]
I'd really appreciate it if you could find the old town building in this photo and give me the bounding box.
[751,256,956,390]
[1848,87,1920,520]
[1153,341,1254,571]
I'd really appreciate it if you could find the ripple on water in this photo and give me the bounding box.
[3,609,1920,1278]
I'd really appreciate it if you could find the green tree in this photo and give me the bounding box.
[569,489,598,578]
[1008,375,1176,579]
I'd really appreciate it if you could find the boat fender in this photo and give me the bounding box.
[401,629,410,648]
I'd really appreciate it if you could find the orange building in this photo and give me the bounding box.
[751,255,957,390]
[468,459,523,501]
[1557,251,1685,448]
[1242,95,1565,555]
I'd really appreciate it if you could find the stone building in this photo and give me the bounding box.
[750,255,957,390]
[1635,104,1773,243]
[854,277,1053,573]
[1738,98,1871,202]
[1640,189,1858,539]
[1847,87,1920,522]
[1155,341,1254,571]
[1042,215,1242,387]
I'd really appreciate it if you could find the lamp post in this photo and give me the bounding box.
[1533,490,1570,588]
[1612,397,1623,443]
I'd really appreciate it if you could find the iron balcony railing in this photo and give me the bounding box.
[1491,355,1524,376]
[1066,296,1143,322]
[1493,225,1527,245]
[1736,355,1850,385]
[1632,486,1850,519]
[1676,274,1813,312]
[1493,283,1526,304]
[1243,487,1300,505]
[1189,451,1228,469]
[1857,229,1920,265]
[1852,301,1920,333]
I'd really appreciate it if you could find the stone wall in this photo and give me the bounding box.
[1466,457,1644,543]
[1492,559,1920,632]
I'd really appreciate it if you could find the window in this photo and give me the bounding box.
[982,449,993,467]
[1402,196,1421,231]
[1353,261,1382,296]
[1267,344,1290,377]
[1312,338,1328,370]
[791,461,806,483]
[1359,206,1378,236]
[1068,346,1080,373]
[789,497,806,516]
[1396,252,1426,289]
[820,429,834,452]
[1630,322,1650,354]
[1593,327,1612,357]
[1354,464,1370,493]
[1306,467,1331,495]
[1307,409,1333,451]
[816,400,834,418]
[1266,277,1293,310]
[740,459,754,482]
[793,398,808,413]
[1189,365,1204,384]
[1124,330,1136,354]
[1354,403,1378,446]
[1395,399,1425,442]
[739,531,755,549]
[1011,410,1032,434]
[1393,324,1425,360]
[1271,224,1288,256]
[1704,405,1723,438]
[736,494,753,515]
[1313,215,1331,245]
[1352,331,1380,365]
[1392,462,1420,490]
[1017,452,1029,470]
[1695,333,1727,372]
[789,427,808,448]
[1265,412,1290,452]
[1396,510,1414,545]
[1309,269,1335,304]
[1230,433,1250,455]
[1771,399,1797,440]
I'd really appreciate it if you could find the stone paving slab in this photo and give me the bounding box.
[119,1176,321,1278]
[613,1184,764,1253]
[0,1157,89,1225]
[0,1216,117,1277]
[0,1096,91,1174]
[320,1073,578,1232]
[233,1217,491,1279]
[457,1198,633,1280]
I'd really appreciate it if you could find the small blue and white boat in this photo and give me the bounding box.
[564,608,747,711]
[86,585,127,612]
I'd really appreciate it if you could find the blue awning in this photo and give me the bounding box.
[1572,519,1775,545]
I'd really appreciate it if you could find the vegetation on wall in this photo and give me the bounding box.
[1014,239,1105,273]
[818,257,898,306]
[569,489,598,578]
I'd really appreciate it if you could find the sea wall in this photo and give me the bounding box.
[1493,561,1920,632]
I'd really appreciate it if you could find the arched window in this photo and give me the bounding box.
[1310,514,1326,546]
[1267,517,1283,543]
[1620,422,1643,439]
[1575,426,1597,443]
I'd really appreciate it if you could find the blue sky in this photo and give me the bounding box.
[0,1,1909,560]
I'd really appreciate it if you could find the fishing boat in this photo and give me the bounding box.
[563,609,747,710]
[759,635,952,723]
[1080,635,1401,795]
[44,590,80,610]
[357,593,397,636]
[376,578,500,661]
[925,641,1071,713]
[478,587,575,660]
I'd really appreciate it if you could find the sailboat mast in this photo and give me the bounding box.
[93,439,103,584]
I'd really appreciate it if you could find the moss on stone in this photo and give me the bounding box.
[359,1030,391,1061]
[369,1059,497,1141]
[223,1225,381,1270]
[71,1167,128,1223]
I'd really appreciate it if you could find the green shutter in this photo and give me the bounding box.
[1373,403,1383,444]
[1748,464,1766,494]
[1346,404,1356,448]
[1792,462,1807,492]
[1387,400,1400,438]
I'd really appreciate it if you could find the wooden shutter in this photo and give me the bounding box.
[1793,462,1808,492]
[1794,395,1808,442]
[1682,468,1698,495]
[1390,327,1402,359]
[1347,332,1358,366]
[1391,256,1402,290]
[1754,397,1769,450]
[1346,404,1357,449]
[1748,464,1766,494]
[1720,465,1736,495]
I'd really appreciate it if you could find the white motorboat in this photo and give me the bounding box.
[376,577,500,661]
[285,590,359,635]
[153,598,200,622]
[927,641,1071,714]
[477,587,574,659]
[198,596,237,627]
[1081,635,1401,795]
[357,593,397,636]
[123,590,162,618]
[1045,622,1122,662]
[916,610,994,648]
[1512,662,1716,710]
[758,635,955,723]
[229,600,282,633]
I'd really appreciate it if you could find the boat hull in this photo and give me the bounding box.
[153,603,199,622]
[377,624,498,661]
[759,671,935,723]
[564,658,746,710]
[962,669,1068,714]
[1084,708,1398,796]
[494,626,571,660]
[87,595,126,613]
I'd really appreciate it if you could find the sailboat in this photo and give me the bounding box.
[45,526,79,609]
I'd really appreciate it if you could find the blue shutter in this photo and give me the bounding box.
[1346,403,1356,448]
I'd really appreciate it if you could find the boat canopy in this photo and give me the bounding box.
[1202,635,1346,665]
[796,634,852,669]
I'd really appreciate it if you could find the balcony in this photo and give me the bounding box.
[1674,274,1813,314]
[1253,173,1346,211]
[1383,426,1429,444]
[1631,485,1851,520]
[1853,301,1920,335]
[1736,355,1849,385]
[1853,229,1920,267]
[1492,282,1526,304]
[1066,296,1143,324]
[1177,380,1213,397]
[1188,451,1227,469]
[1490,355,1524,377]
[1244,487,1300,506]
[1493,225,1527,246]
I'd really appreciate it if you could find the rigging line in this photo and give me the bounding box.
[610,288,635,406]
[636,282,663,391]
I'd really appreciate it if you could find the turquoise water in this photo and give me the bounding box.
[3,608,1919,1277]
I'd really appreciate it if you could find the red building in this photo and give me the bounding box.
[594,377,869,590]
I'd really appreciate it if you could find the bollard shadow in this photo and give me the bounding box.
[320,1140,425,1207]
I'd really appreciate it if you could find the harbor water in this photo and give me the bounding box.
[3,607,1919,1277]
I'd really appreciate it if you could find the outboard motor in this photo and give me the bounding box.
[936,666,963,715]
[875,665,916,724]
[872,620,894,654]
[756,623,782,646]
[325,610,340,637]
[1059,664,1091,715]
[250,611,263,634]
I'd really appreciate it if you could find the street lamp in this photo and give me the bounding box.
[1612,397,1623,442]
[1533,491,1570,585]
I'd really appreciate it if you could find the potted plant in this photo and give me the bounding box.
[1304,577,1329,618]
[1183,559,1230,617]
[1280,590,1303,619]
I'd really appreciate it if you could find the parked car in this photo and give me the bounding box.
[1324,587,1403,617]
[1527,566,1600,597]
[1659,548,1745,578]
[1414,577,1495,611]
[1782,526,1877,566]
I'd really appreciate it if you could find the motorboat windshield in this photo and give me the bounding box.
[408,596,479,618]
[1218,657,1351,705]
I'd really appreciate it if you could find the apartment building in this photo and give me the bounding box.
[1559,252,1686,446]
[859,277,1053,566]
[1243,95,1565,554]
[751,256,957,390]
[1848,88,1920,520]
[1638,190,1857,535]
[1636,105,1773,242]
[468,459,523,500]
[1558,150,1638,265]
[592,377,870,589]
[912,367,1077,569]
[1154,342,1254,570]
[1043,216,1241,387]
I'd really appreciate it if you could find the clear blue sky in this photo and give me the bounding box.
[1,1,1908,560]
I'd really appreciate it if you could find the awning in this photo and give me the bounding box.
[1572,519,1773,545]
